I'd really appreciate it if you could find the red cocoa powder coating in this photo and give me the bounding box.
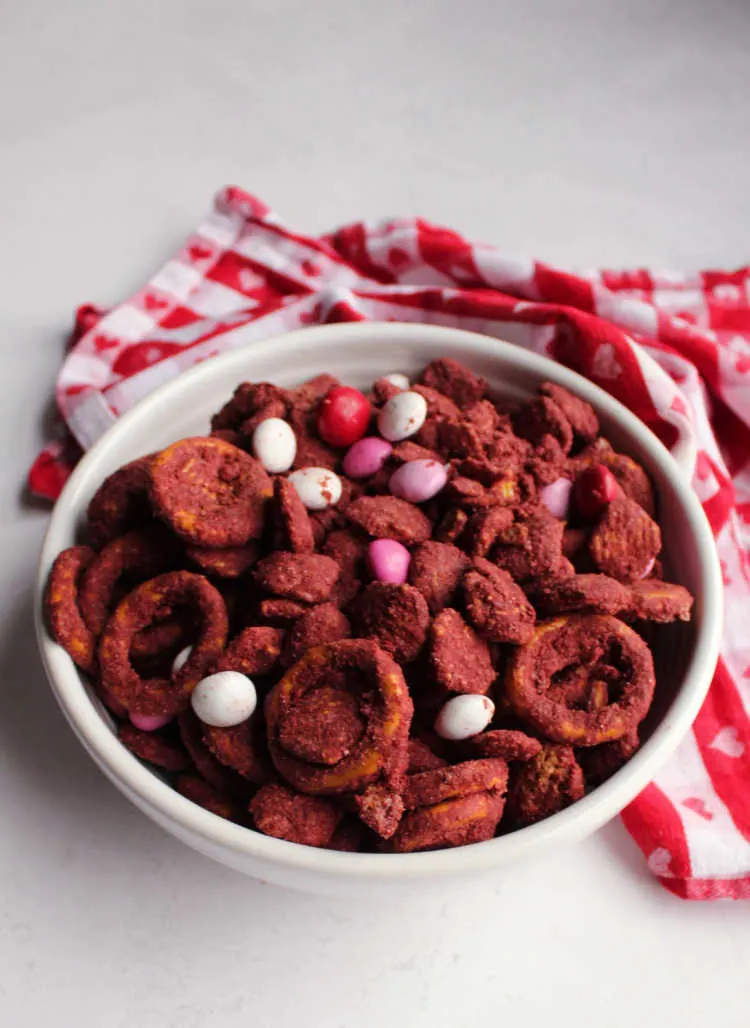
[98,571,229,717]
[514,395,574,455]
[505,614,656,746]
[540,382,599,443]
[272,477,315,555]
[86,457,153,549]
[589,497,661,582]
[463,558,536,644]
[403,759,509,810]
[384,791,507,853]
[408,540,469,614]
[428,608,495,696]
[346,495,432,545]
[202,720,274,784]
[255,598,312,626]
[149,436,273,547]
[186,543,259,578]
[529,573,633,617]
[45,545,98,672]
[176,773,239,820]
[420,357,488,409]
[407,738,448,773]
[352,583,430,664]
[178,709,248,796]
[282,603,351,668]
[117,723,190,773]
[467,729,543,762]
[627,580,694,623]
[266,639,413,796]
[353,783,405,839]
[213,626,285,676]
[463,506,515,558]
[322,529,367,608]
[508,744,585,826]
[210,381,289,432]
[253,552,340,604]
[250,783,341,847]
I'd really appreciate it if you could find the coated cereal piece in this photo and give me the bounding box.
[214,626,285,676]
[420,357,488,409]
[438,419,484,459]
[589,497,661,582]
[86,457,153,549]
[463,506,515,558]
[98,571,229,717]
[186,543,259,578]
[411,385,461,449]
[79,528,177,636]
[578,729,640,786]
[238,397,288,438]
[203,720,274,784]
[255,598,312,626]
[540,382,598,444]
[403,758,508,810]
[345,496,432,545]
[626,580,693,623]
[508,744,585,826]
[176,773,238,820]
[266,639,413,796]
[272,477,315,555]
[505,614,656,746]
[282,603,351,668]
[514,396,574,454]
[149,436,273,546]
[567,437,615,474]
[384,791,506,852]
[408,541,469,614]
[526,435,567,485]
[178,709,246,795]
[117,723,190,772]
[211,381,289,432]
[250,783,341,847]
[45,545,97,672]
[467,729,542,762]
[407,738,448,773]
[292,433,339,471]
[253,552,340,604]
[390,440,443,465]
[428,608,495,695]
[435,508,469,544]
[290,373,340,413]
[529,574,632,616]
[462,400,501,446]
[352,583,430,664]
[443,476,489,508]
[371,377,402,404]
[353,783,405,839]
[602,453,656,515]
[322,529,366,607]
[463,558,536,644]
[492,507,565,582]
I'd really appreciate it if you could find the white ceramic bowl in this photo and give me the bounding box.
[35,322,722,894]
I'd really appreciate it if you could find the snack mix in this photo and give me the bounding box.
[45,358,693,852]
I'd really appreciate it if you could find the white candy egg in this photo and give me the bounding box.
[190,671,258,728]
[377,390,428,442]
[434,694,495,741]
[288,466,343,510]
[384,372,410,390]
[172,645,193,676]
[251,417,297,473]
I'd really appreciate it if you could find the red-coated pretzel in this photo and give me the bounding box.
[186,543,259,579]
[250,783,341,847]
[99,571,229,717]
[45,546,97,672]
[508,744,585,825]
[385,791,507,853]
[403,759,508,810]
[117,723,190,772]
[266,639,413,796]
[86,457,153,549]
[505,614,656,746]
[149,436,273,546]
[79,527,176,636]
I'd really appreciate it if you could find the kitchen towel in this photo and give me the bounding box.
[29,186,750,899]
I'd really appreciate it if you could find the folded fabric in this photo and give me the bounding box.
[29,186,750,899]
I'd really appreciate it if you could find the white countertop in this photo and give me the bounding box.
[1,2,748,1025]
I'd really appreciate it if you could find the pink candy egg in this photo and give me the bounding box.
[129,711,173,732]
[389,459,448,503]
[366,539,411,585]
[540,477,573,519]
[342,436,393,479]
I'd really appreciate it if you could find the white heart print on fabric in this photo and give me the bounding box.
[591,342,623,380]
[709,726,746,758]
[647,847,674,877]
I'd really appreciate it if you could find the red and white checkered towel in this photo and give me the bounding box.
[30,186,750,899]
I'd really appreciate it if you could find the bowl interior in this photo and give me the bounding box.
[36,322,721,883]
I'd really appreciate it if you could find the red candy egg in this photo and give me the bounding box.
[574,464,620,521]
[317,386,371,447]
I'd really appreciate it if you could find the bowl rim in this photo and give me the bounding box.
[35,321,723,880]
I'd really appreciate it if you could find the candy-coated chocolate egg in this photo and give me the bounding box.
[288,467,343,510]
[129,711,173,732]
[383,373,410,390]
[389,459,448,503]
[317,386,371,447]
[434,694,495,741]
[540,477,573,519]
[342,437,393,479]
[378,390,428,442]
[251,418,297,473]
[190,671,258,728]
[366,539,411,584]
